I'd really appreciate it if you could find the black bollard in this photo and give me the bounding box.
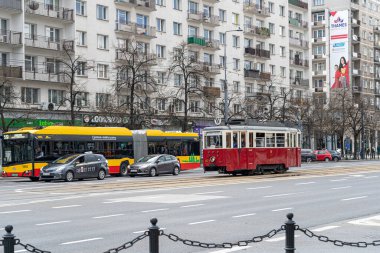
[149,218,159,253]
[284,213,295,253]
[3,225,15,253]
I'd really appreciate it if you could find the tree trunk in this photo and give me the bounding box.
[0,110,7,132]
[70,74,75,126]
[182,81,188,132]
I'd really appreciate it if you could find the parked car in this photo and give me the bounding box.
[313,150,332,162]
[329,150,342,162]
[301,149,316,163]
[40,153,108,182]
[129,154,180,177]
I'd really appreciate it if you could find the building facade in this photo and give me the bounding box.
[0,0,311,131]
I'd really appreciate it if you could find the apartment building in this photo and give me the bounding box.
[0,0,311,130]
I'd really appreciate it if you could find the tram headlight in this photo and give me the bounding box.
[210,156,216,163]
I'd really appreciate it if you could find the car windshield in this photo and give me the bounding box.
[52,154,80,164]
[137,155,158,163]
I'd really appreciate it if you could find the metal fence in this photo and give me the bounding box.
[1,213,380,253]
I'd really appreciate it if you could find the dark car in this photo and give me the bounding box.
[301,149,316,163]
[40,153,109,182]
[129,154,180,177]
[328,150,342,162]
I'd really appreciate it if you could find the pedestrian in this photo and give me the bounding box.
[377,145,380,159]
[372,147,376,159]
[366,147,370,159]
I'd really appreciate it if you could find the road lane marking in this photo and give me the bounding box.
[52,205,82,209]
[330,178,348,182]
[36,220,71,226]
[265,235,299,242]
[15,250,28,252]
[189,220,215,225]
[331,186,352,190]
[348,174,364,177]
[181,204,205,208]
[272,207,293,212]
[232,213,256,218]
[341,196,368,201]
[0,210,31,214]
[295,182,315,185]
[246,186,272,190]
[264,193,298,198]
[209,246,252,252]
[194,191,224,195]
[348,215,380,226]
[364,175,378,179]
[61,238,103,245]
[92,214,124,219]
[141,208,169,213]
[312,226,340,232]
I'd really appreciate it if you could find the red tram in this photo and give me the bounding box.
[202,125,301,175]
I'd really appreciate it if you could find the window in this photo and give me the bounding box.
[156,18,166,32]
[219,9,226,22]
[268,2,274,13]
[77,31,86,46]
[173,0,181,10]
[233,81,239,92]
[174,74,182,86]
[156,98,166,111]
[280,46,285,57]
[266,133,275,147]
[97,64,109,79]
[76,0,86,16]
[46,58,58,74]
[24,23,36,39]
[0,86,11,103]
[157,71,166,84]
[219,56,226,68]
[156,0,165,6]
[25,55,36,72]
[270,64,275,75]
[219,32,225,45]
[313,29,325,38]
[256,133,265,147]
[96,5,108,20]
[77,61,87,76]
[279,26,285,36]
[46,27,60,42]
[96,93,110,108]
[233,104,240,114]
[269,44,275,55]
[188,1,198,13]
[232,35,240,47]
[233,58,240,70]
[269,23,275,34]
[173,22,182,35]
[21,87,39,104]
[279,5,285,16]
[190,100,200,112]
[246,83,253,94]
[232,13,239,25]
[280,66,286,77]
[48,89,64,105]
[156,45,165,58]
[97,35,108,49]
[313,0,324,5]
[313,12,325,22]
[174,99,183,112]
[75,92,89,107]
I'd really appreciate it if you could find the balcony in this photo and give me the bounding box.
[289,57,309,67]
[289,17,308,29]
[0,30,22,46]
[352,51,361,59]
[312,70,326,76]
[244,47,270,59]
[289,37,309,48]
[187,36,220,50]
[313,20,326,27]
[313,36,326,43]
[203,86,221,98]
[374,40,380,48]
[198,62,221,74]
[115,22,156,38]
[0,0,22,12]
[352,69,361,76]
[25,69,69,83]
[25,35,74,52]
[24,1,74,22]
[0,65,22,78]
[288,0,308,9]
[243,2,270,17]
[244,69,271,81]
[187,12,220,26]
[114,0,156,11]
[351,18,360,27]
[243,25,270,38]
[352,35,360,43]
[352,85,362,93]
[115,50,157,65]
[291,78,309,88]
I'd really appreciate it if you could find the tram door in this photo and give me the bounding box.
[224,131,235,171]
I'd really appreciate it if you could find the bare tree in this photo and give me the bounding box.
[0,78,21,132]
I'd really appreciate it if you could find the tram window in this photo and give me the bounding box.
[293,134,296,148]
[266,133,275,147]
[287,133,290,147]
[240,132,246,148]
[276,133,285,147]
[298,134,301,147]
[233,132,238,148]
[249,132,254,147]
[205,134,222,148]
[256,133,265,147]
[226,132,232,148]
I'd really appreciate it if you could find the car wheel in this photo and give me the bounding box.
[149,168,157,177]
[78,178,84,181]
[334,157,339,162]
[324,157,330,162]
[97,169,106,180]
[29,177,39,182]
[65,171,74,182]
[173,166,180,176]
[119,162,129,177]
[306,157,312,163]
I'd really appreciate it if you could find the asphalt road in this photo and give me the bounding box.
[1,160,380,253]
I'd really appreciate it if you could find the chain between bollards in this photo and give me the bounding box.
[284,213,296,253]
[149,218,160,253]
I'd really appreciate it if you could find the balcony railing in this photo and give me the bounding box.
[25,69,69,83]
[187,36,220,50]
[116,22,156,38]
[115,50,157,63]
[0,30,22,45]
[24,0,74,21]
[199,62,221,74]
[244,69,271,80]
[291,78,309,87]
[203,86,221,98]
[243,1,270,17]
[288,0,308,9]
[0,66,22,78]
[289,17,308,28]
[244,25,270,38]
[289,37,309,48]
[187,12,220,26]
[289,57,309,67]
[114,0,156,11]
[245,47,270,59]
[0,0,22,11]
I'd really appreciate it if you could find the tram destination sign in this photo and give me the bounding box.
[4,133,29,140]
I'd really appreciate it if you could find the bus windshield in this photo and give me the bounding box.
[204,132,223,148]
[52,154,80,164]
[2,139,33,166]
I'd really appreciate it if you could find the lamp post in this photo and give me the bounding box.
[224,28,242,125]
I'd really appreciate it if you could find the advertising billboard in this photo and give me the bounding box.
[329,10,350,89]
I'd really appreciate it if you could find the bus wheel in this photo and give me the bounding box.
[65,171,74,182]
[119,162,129,177]
[29,177,39,182]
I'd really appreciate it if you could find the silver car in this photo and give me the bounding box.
[128,154,181,177]
[40,153,109,182]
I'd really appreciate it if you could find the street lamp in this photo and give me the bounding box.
[224,27,243,125]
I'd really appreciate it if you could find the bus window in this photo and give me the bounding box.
[205,133,223,148]
[256,133,265,147]
[232,132,238,148]
[276,133,285,147]
[266,133,275,147]
[240,132,246,148]
[225,132,232,148]
[249,132,254,147]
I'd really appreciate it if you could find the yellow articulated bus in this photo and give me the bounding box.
[1,126,200,181]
